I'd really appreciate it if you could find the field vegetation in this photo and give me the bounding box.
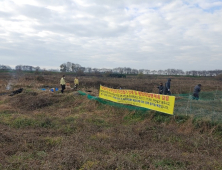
[0,71,222,169]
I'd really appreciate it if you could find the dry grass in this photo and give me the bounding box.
[0,72,222,169]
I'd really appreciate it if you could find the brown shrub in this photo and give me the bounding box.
[215,74,222,81]
[36,75,44,82]
[9,92,60,111]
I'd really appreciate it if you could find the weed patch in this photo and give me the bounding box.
[44,137,63,147]
[60,124,77,134]
[192,118,216,131]
[214,125,222,138]
[2,116,56,129]
[79,161,99,170]
[40,118,55,128]
[11,118,36,128]
[87,117,110,128]
[124,111,149,124]
[152,112,172,123]
[155,159,186,169]
[174,115,189,124]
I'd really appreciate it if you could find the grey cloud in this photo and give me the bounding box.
[0,0,222,71]
[0,11,14,18]
[34,22,129,38]
[16,4,53,20]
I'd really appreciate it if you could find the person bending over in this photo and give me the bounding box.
[192,84,201,100]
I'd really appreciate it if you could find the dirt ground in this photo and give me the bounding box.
[0,72,222,169]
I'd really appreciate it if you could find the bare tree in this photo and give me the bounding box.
[131,69,138,74]
[124,67,132,74]
[60,63,67,72]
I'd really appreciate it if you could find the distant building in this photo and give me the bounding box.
[150,70,158,75]
[98,68,112,73]
[48,69,60,72]
[139,69,150,74]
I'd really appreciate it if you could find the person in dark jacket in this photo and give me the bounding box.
[164,78,171,95]
[157,83,164,94]
[192,84,201,100]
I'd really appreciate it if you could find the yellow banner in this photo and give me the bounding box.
[99,85,175,115]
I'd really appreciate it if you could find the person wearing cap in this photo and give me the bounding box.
[192,84,201,100]
[60,75,66,93]
[157,83,164,94]
[164,78,171,95]
[74,77,79,90]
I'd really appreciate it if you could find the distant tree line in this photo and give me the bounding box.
[0,65,12,70]
[1,63,221,76]
[60,62,222,76]
[15,65,41,71]
[0,64,59,72]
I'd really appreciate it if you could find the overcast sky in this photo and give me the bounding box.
[0,0,222,71]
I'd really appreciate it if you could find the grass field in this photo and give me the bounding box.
[0,71,222,169]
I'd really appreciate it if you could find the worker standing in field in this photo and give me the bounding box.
[157,83,164,94]
[164,78,171,95]
[74,77,79,90]
[60,75,66,93]
[192,84,201,100]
